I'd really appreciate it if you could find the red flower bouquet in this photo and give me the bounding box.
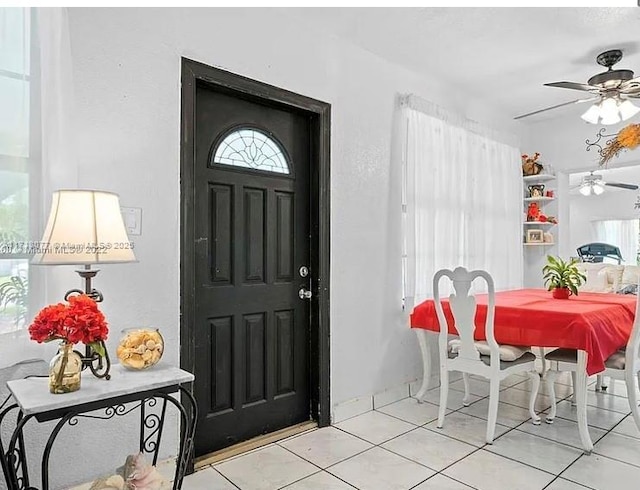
[29,294,108,356]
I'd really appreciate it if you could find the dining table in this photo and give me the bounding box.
[410,288,637,453]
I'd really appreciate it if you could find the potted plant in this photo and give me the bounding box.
[542,255,586,299]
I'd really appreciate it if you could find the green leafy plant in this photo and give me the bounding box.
[542,255,586,296]
[0,274,28,327]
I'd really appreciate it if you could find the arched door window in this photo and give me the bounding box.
[211,128,290,175]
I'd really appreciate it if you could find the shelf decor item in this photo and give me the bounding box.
[28,294,109,393]
[526,229,544,243]
[528,184,545,198]
[522,152,543,176]
[117,328,164,370]
[542,255,586,299]
[526,202,541,222]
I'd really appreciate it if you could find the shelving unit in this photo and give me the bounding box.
[523,173,558,247]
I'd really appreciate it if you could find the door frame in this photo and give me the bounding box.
[179,58,331,451]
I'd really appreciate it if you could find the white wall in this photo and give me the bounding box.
[66,6,521,409]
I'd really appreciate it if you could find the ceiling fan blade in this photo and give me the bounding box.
[514,97,598,120]
[619,76,640,93]
[605,182,639,190]
[544,81,601,93]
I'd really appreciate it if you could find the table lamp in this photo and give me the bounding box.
[32,189,137,379]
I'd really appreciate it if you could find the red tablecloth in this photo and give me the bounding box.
[410,288,636,376]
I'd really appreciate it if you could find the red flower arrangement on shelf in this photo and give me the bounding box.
[29,294,108,354]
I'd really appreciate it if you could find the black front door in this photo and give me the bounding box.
[190,78,313,455]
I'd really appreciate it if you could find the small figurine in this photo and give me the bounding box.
[522,152,543,176]
[526,202,541,222]
[528,185,545,198]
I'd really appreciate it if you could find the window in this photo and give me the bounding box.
[594,219,640,265]
[0,8,32,333]
[212,128,290,174]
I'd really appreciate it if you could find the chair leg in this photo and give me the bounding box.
[437,369,449,429]
[627,369,640,433]
[571,371,577,406]
[546,370,557,424]
[528,371,541,425]
[596,374,607,392]
[414,329,432,402]
[486,378,500,444]
[462,373,471,407]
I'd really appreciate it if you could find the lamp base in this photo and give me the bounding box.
[66,264,110,380]
[81,341,111,380]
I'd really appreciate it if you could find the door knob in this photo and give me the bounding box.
[298,288,313,300]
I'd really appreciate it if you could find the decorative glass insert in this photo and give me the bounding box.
[212,128,290,174]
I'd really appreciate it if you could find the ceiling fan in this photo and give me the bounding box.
[571,171,639,196]
[515,49,640,123]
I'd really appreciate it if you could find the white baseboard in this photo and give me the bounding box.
[373,383,410,409]
[332,395,374,423]
[333,374,451,424]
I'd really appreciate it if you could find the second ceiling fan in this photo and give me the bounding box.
[572,171,638,196]
[516,49,640,123]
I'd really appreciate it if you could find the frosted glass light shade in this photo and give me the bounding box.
[581,104,601,124]
[619,99,640,121]
[580,97,639,125]
[592,183,605,195]
[32,190,137,265]
[579,184,592,196]
[599,98,620,125]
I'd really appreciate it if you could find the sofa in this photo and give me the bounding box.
[575,262,640,293]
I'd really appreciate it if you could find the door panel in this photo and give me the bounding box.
[192,83,311,455]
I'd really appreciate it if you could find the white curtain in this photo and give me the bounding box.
[595,219,639,265]
[401,95,523,308]
[0,7,76,369]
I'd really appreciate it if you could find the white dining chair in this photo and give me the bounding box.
[434,267,541,444]
[545,289,640,432]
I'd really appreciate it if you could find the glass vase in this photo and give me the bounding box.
[49,341,82,394]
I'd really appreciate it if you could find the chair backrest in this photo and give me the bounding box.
[626,281,640,369]
[433,267,500,368]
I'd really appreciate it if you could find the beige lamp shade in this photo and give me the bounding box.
[32,190,137,265]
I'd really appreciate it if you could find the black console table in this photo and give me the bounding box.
[0,364,196,490]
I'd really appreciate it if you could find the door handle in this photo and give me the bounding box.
[298,288,313,300]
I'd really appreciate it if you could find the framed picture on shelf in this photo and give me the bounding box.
[526,229,544,243]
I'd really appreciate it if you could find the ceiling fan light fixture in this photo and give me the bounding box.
[599,97,621,125]
[618,99,640,121]
[581,104,601,124]
[579,183,592,196]
[592,183,605,195]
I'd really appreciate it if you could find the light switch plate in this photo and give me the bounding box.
[121,207,142,236]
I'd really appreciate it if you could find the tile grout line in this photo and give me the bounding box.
[208,378,637,490]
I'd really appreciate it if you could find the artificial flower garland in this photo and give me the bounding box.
[599,123,640,166]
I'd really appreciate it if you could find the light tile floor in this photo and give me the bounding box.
[183,373,640,490]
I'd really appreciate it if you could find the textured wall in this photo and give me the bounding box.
[1,7,522,486]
